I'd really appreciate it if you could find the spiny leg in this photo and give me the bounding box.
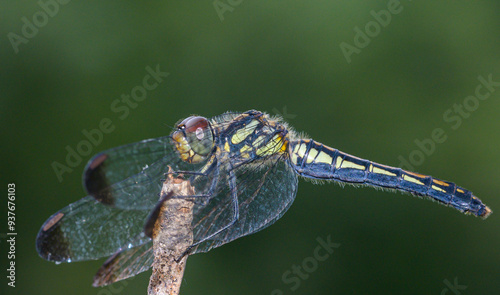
[177,169,240,261]
[144,162,220,238]
[164,159,220,203]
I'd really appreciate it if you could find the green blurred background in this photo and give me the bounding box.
[1,1,499,294]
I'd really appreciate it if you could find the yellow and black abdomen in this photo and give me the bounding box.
[289,139,491,218]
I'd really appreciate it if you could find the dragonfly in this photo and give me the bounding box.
[36,110,492,286]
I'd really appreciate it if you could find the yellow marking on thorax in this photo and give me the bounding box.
[272,134,283,145]
[432,185,446,193]
[256,134,284,156]
[433,179,450,187]
[280,139,288,153]
[240,144,252,152]
[253,135,266,147]
[240,144,252,154]
[231,120,259,144]
[456,188,464,193]
[199,154,216,173]
[224,141,230,152]
[403,174,424,185]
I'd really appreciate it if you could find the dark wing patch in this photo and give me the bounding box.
[36,212,72,262]
[37,136,202,263]
[82,136,173,204]
[82,136,204,209]
[36,196,151,263]
[84,153,112,205]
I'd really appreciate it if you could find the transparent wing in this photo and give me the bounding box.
[190,154,299,254]
[83,135,206,209]
[36,196,151,263]
[83,135,172,197]
[38,112,298,282]
[93,241,154,287]
[37,135,204,263]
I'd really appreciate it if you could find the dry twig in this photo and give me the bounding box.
[147,169,195,295]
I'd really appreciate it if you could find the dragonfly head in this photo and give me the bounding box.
[172,116,215,163]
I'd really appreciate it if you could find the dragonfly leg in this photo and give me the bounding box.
[163,170,207,177]
[144,162,220,236]
[176,169,240,261]
[163,153,218,180]
[169,168,220,206]
[164,159,220,204]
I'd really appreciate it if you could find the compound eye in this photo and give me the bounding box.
[184,117,208,138]
[182,116,214,156]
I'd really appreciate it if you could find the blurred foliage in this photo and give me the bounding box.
[1,1,499,294]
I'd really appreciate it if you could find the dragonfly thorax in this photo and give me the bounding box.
[220,111,289,163]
